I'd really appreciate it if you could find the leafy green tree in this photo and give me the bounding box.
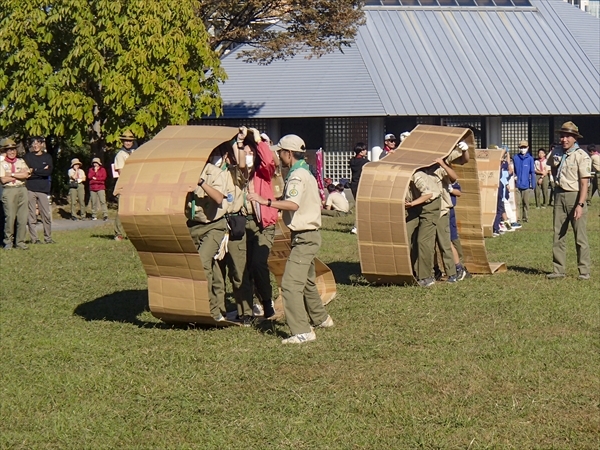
[201,0,365,63]
[0,0,225,153]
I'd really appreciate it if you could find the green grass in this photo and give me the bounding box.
[1,204,599,449]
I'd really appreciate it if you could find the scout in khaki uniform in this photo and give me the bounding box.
[0,138,30,249]
[428,158,459,283]
[67,158,86,220]
[546,122,591,280]
[113,131,136,240]
[186,144,236,321]
[405,169,440,287]
[321,183,350,217]
[211,136,255,325]
[248,134,333,344]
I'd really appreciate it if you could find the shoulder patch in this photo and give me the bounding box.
[288,188,299,197]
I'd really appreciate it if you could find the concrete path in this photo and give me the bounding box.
[33,218,111,232]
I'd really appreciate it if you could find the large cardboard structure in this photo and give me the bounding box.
[356,125,506,284]
[115,125,336,325]
[476,149,504,237]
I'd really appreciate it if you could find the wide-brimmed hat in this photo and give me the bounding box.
[91,157,102,165]
[71,158,82,167]
[0,138,17,151]
[557,121,582,139]
[274,134,306,153]
[120,130,135,141]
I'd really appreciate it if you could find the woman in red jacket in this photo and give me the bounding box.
[238,127,279,319]
[87,157,108,221]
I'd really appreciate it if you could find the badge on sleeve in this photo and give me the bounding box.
[288,188,298,197]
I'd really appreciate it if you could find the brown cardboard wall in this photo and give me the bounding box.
[476,149,503,237]
[356,125,505,283]
[116,125,336,325]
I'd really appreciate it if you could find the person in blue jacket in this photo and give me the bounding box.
[513,140,536,223]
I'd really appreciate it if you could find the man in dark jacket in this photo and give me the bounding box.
[23,137,54,244]
[513,140,535,223]
[349,142,369,234]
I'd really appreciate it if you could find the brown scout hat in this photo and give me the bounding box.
[0,138,17,151]
[557,121,582,139]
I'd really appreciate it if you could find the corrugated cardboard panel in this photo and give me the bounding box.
[476,149,503,237]
[357,125,505,283]
[119,125,337,325]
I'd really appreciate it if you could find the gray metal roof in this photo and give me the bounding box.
[218,0,600,118]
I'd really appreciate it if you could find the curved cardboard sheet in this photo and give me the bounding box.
[356,124,505,284]
[115,125,336,325]
[267,220,337,315]
[476,149,504,237]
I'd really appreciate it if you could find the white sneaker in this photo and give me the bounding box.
[252,303,264,317]
[351,227,357,234]
[315,315,334,328]
[282,331,316,344]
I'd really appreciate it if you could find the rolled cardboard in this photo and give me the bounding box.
[356,124,505,284]
[115,125,336,325]
[476,149,504,237]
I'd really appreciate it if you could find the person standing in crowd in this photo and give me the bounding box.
[88,157,108,221]
[513,140,535,223]
[239,128,278,319]
[113,131,136,240]
[187,144,236,321]
[248,134,333,344]
[381,134,396,157]
[322,183,349,217]
[0,138,30,250]
[24,136,54,244]
[546,122,591,280]
[534,148,549,209]
[588,144,599,202]
[349,142,369,234]
[68,158,86,220]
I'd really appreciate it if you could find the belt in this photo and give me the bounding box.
[186,216,226,227]
[2,184,26,189]
[290,229,319,234]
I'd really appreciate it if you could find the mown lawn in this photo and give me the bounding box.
[1,205,598,449]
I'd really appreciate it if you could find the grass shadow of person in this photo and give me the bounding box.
[508,265,548,275]
[73,289,213,330]
[327,261,364,285]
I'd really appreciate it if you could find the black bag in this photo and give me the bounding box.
[227,215,246,241]
[69,180,79,189]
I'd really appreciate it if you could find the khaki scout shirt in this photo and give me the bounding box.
[432,166,453,216]
[548,146,592,192]
[186,163,232,223]
[113,149,131,171]
[225,167,246,214]
[0,157,29,187]
[591,154,600,173]
[405,170,435,203]
[283,165,321,231]
[325,192,349,213]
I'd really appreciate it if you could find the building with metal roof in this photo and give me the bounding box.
[206,0,600,180]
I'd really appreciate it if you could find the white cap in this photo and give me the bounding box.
[260,132,270,142]
[384,133,396,141]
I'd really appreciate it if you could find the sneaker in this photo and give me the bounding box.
[33,240,42,244]
[446,275,459,283]
[282,331,316,344]
[546,273,566,280]
[252,303,264,317]
[462,270,473,280]
[511,222,522,229]
[351,227,357,234]
[16,244,29,250]
[232,315,253,327]
[492,231,500,237]
[263,302,276,319]
[103,216,108,222]
[214,314,226,322]
[498,223,507,232]
[71,217,77,221]
[503,221,512,230]
[417,277,435,287]
[315,315,334,328]
[45,239,56,244]
[578,274,590,280]
[114,235,124,241]
[91,217,97,221]
[3,245,13,250]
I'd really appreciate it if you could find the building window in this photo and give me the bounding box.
[324,118,368,182]
[501,118,528,155]
[531,118,551,152]
[441,117,483,148]
[199,118,268,133]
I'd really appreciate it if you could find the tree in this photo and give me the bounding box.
[0,0,225,152]
[200,0,365,64]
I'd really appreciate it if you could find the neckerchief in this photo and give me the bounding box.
[285,159,309,181]
[5,156,17,173]
[556,145,579,184]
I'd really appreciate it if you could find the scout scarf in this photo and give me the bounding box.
[285,159,310,181]
[4,156,17,173]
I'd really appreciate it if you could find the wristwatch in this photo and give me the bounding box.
[577,202,584,207]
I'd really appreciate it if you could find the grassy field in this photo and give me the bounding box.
[1,205,598,449]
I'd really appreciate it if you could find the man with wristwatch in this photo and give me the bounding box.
[546,122,592,280]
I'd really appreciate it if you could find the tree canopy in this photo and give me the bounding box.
[0,0,225,149]
[201,0,365,64]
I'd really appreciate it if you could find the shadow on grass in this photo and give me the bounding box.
[74,289,208,330]
[56,207,72,220]
[507,265,548,275]
[327,261,366,285]
[90,233,120,240]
